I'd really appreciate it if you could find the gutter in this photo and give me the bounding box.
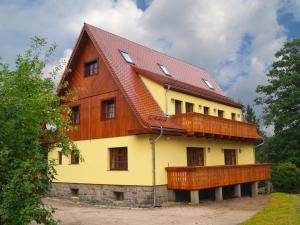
[149,126,163,207]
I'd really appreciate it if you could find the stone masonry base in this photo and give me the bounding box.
[49,183,168,207]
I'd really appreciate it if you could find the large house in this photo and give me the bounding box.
[48,23,270,207]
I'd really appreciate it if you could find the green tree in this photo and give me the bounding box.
[242,104,265,137]
[243,104,259,124]
[0,37,77,225]
[256,38,300,167]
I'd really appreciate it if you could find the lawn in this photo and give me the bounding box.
[241,193,300,225]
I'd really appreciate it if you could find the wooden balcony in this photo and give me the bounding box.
[170,112,260,140]
[166,164,271,190]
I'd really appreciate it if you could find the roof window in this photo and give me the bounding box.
[159,64,171,76]
[203,79,214,89]
[120,50,134,64]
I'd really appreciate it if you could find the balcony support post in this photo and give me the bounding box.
[266,180,271,193]
[168,190,176,202]
[215,187,223,201]
[234,184,241,198]
[190,190,199,204]
[251,181,258,197]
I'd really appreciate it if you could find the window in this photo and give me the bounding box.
[185,102,194,113]
[110,147,128,170]
[71,106,80,125]
[58,151,62,165]
[70,188,79,196]
[101,98,116,120]
[70,150,80,164]
[203,79,214,89]
[187,147,204,166]
[203,106,209,115]
[231,113,236,120]
[175,100,182,114]
[224,149,237,165]
[120,50,134,64]
[158,64,171,76]
[218,110,224,118]
[84,60,98,77]
[114,192,124,201]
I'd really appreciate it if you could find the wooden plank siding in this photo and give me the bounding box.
[170,112,260,140]
[165,164,271,190]
[63,36,141,140]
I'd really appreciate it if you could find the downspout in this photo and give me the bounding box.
[149,126,163,207]
[254,139,264,163]
[165,85,170,116]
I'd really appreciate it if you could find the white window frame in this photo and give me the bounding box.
[120,50,134,64]
[203,79,214,89]
[159,64,171,76]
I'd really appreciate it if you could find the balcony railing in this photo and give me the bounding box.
[170,112,260,140]
[165,164,271,190]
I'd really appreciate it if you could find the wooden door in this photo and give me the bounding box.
[187,147,204,166]
[224,149,237,165]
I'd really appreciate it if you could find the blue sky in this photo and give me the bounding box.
[0,0,299,129]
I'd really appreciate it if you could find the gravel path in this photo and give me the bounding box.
[43,195,269,225]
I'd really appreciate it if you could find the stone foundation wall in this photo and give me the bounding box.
[49,183,168,207]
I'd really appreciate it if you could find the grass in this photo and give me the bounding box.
[241,193,300,225]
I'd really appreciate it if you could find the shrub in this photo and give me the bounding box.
[271,163,300,193]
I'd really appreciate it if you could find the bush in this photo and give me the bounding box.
[271,163,300,193]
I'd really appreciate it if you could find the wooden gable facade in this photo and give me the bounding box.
[62,33,141,141]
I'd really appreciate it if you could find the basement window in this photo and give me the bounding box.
[203,79,214,89]
[120,50,134,64]
[114,192,124,201]
[158,64,171,76]
[70,188,79,197]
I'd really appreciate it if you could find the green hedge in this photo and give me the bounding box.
[271,163,300,193]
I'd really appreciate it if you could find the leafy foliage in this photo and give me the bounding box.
[256,38,300,167]
[0,37,77,225]
[271,163,300,193]
[242,104,265,137]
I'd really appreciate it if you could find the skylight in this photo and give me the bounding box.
[203,79,214,89]
[120,50,134,64]
[159,64,171,76]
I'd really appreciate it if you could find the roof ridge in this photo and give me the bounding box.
[84,23,210,73]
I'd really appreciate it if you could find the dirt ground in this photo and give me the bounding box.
[42,195,269,225]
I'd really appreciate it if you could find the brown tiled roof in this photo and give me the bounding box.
[63,23,242,131]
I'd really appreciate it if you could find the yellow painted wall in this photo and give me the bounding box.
[48,135,153,185]
[49,135,255,186]
[154,136,255,185]
[140,75,242,120]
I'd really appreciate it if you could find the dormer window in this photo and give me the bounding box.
[203,79,213,89]
[120,50,134,64]
[84,59,98,77]
[159,64,171,76]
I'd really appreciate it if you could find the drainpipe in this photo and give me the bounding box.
[165,85,170,117]
[149,126,163,207]
[255,139,264,148]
